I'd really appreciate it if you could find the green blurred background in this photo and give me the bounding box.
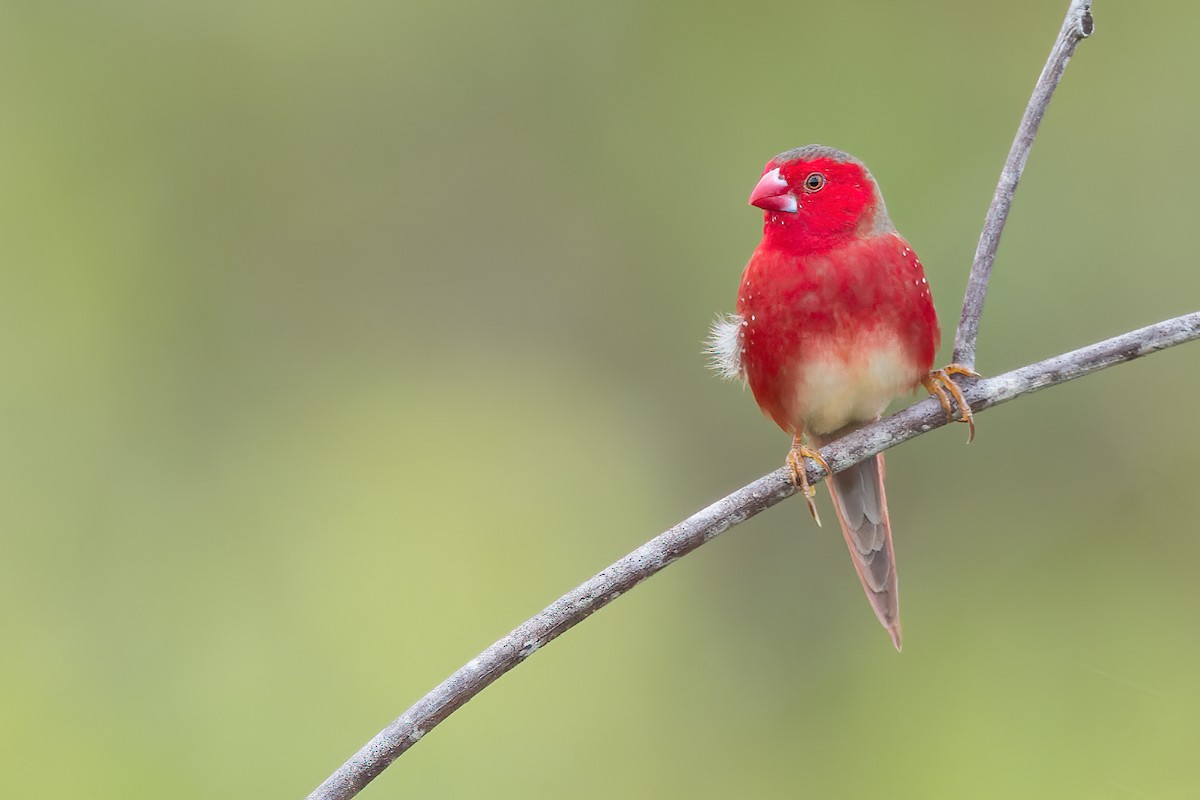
[4,1,1198,797]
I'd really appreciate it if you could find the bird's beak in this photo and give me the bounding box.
[748,167,797,213]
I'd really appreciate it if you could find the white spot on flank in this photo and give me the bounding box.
[705,313,745,381]
[411,729,425,742]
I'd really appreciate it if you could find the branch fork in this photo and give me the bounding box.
[306,5,1199,799]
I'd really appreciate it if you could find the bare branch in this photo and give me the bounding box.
[306,4,1111,796]
[307,311,1200,800]
[953,0,1094,369]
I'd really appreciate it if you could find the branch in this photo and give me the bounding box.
[953,0,1094,369]
[308,312,1200,800]
[308,3,1103,797]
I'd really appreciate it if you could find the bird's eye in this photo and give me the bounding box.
[803,173,826,192]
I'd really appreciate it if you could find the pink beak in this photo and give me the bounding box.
[748,167,797,213]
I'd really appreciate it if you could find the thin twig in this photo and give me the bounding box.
[952,0,1094,369]
[308,312,1200,800]
[308,3,1101,796]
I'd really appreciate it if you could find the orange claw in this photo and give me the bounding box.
[786,435,831,527]
[921,364,980,443]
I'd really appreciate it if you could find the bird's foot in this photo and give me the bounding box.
[922,364,981,443]
[786,437,830,527]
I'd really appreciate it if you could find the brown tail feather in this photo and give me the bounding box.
[812,432,902,650]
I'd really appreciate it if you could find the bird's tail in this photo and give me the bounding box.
[811,429,902,651]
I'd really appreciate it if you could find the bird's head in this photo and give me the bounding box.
[749,145,893,250]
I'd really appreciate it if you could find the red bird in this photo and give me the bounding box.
[709,145,974,650]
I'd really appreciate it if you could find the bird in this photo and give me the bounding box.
[708,145,975,650]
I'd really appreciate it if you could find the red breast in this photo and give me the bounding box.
[737,148,939,434]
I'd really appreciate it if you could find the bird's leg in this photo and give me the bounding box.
[922,364,981,443]
[786,433,830,527]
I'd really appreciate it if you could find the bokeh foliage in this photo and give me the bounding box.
[3,1,1198,797]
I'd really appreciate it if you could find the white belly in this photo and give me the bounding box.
[795,337,919,434]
